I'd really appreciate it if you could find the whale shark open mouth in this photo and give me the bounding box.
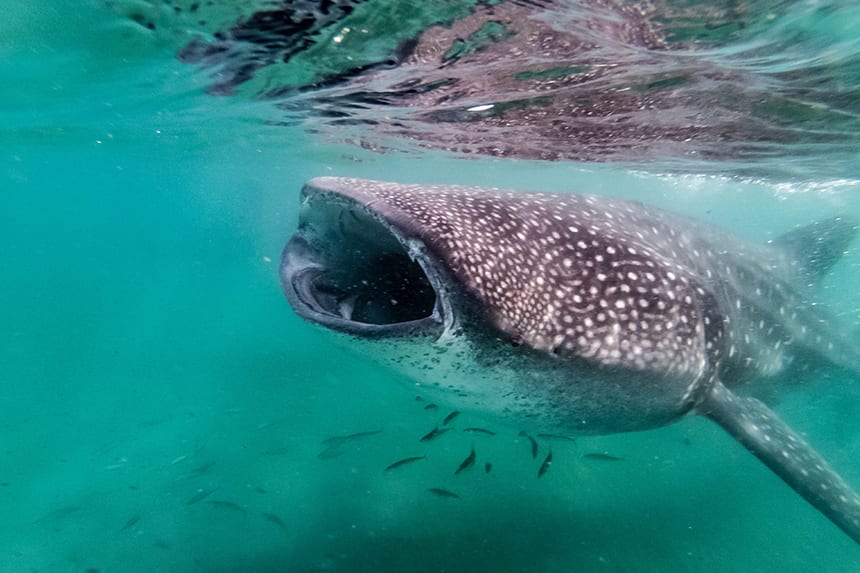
[280,185,445,337]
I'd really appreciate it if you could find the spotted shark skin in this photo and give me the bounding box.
[280,176,860,543]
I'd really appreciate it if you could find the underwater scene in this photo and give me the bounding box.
[2,1,860,571]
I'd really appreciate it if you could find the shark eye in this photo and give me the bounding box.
[281,195,442,335]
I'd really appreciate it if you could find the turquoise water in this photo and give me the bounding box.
[2,1,860,572]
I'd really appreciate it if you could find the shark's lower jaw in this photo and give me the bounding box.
[280,191,446,338]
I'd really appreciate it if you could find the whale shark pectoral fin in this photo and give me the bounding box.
[699,380,860,544]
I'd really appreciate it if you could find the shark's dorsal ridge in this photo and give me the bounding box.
[700,380,860,543]
[772,216,858,282]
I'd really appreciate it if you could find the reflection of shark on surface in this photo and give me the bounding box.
[280,176,860,543]
[167,0,859,170]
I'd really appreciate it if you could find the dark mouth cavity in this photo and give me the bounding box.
[308,251,436,325]
[283,195,440,333]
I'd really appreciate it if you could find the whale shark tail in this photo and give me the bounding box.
[700,379,860,544]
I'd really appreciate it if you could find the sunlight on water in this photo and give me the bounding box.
[2,1,859,572]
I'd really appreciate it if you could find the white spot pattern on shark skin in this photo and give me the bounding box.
[341,179,860,380]
[323,179,726,378]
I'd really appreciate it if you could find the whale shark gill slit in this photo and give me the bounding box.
[280,176,860,543]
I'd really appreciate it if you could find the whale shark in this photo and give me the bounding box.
[280,176,860,543]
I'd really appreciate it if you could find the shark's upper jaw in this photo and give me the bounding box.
[280,187,446,338]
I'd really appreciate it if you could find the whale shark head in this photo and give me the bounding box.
[280,176,860,544]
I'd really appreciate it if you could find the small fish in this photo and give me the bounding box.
[538,451,553,478]
[36,505,81,523]
[519,431,538,459]
[423,403,438,411]
[426,487,460,499]
[584,452,623,462]
[262,512,287,529]
[455,447,476,475]
[415,396,425,402]
[120,513,141,532]
[384,456,427,472]
[206,500,246,513]
[186,488,215,505]
[484,462,492,474]
[442,411,461,426]
[321,430,382,448]
[419,426,450,442]
[191,461,217,475]
[169,455,188,465]
[537,433,577,443]
[253,486,268,494]
[317,446,345,460]
[463,427,496,436]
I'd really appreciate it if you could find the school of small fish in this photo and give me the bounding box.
[35,395,628,567]
[348,398,627,497]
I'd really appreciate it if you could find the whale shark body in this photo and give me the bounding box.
[280,176,860,543]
